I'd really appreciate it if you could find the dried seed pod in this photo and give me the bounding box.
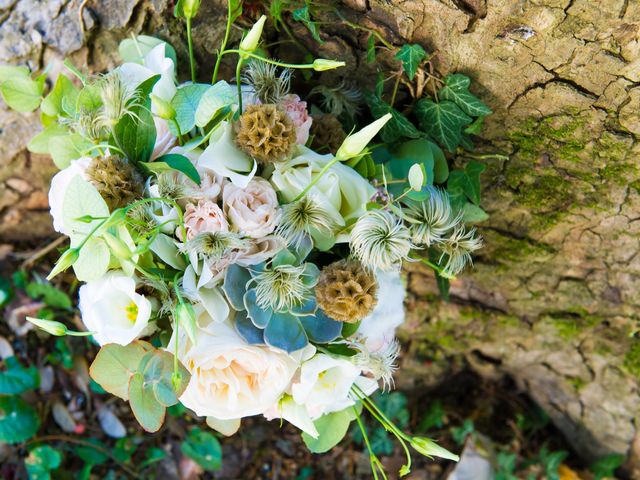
[309,113,347,155]
[234,104,297,163]
[86,155,143,210]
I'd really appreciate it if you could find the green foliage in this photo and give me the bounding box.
[352,392,409,456]
[25,446,62,480]
[395,44,427,80]
[447,160,485,209]
[194,80,235,127]
[0,396,40,444]
[292,5,322,43]
[169,83,211,135]
[537,447,568,480]
[590,454,625,480]
[113,75,160,164]
[414,99,472,153]
[48,134,93,169]
[0,277,12,307]
[363,91,420,143]
[181,428,223,471]
[89,342,190,432]
[495,451,518,480]
[439,74,492,117]
[417,401,445,432]
[0,356,39,395]
[142,153,201,184]
[0,68,44,112]
[40,74,77,118]
[451,419,475,445]
[25,281,72,309]
[303,407,357,453]
[119,35,178,67]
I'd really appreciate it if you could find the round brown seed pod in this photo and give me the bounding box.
[86,155,143,211]
[234,104,297,163]
[315,259,378,323]
[309,113,347,155]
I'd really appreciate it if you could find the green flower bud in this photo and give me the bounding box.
[239,15,267,56]
[102,232,132,260]
[312,58,346,71]
[175,0,201,19]
[46,248,80,280]
[336,113,392,160]
[151,94,176,120]
[26,317,68,336]
[410,437,459,462]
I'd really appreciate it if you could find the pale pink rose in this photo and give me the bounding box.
[183,169,225,203]
[281,94,312,145]
[178,200,229,241]
[236,236,286,266]
[223,178,279,239]
[151,117,177,160]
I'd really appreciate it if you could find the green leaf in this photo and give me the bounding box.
[0,65,30,83]
[181,428,223,471]
[49,133,93,169]
[0,396,40,444]
[461,202,488,223]
[363,91,421,143]
[264,312,308,353]
[141,350,190,407]
[463,160,485,205]
[414,99,472,152]
[113,75,160,163]
[366,35,376,63]
[391,139,435,184]
[0,356,39,394]
[395,44,427,80]
[118,35,177,68]
[25,446,62,480]
[590,454,625,480]
[435,272,450,301]
[27,123,69,155]
[169,83,211,136]
[1,76,43,112]
[292,6,322,43]
[89,342,151,400]
[194,80,235,127]
[25,282,72,309]
[417,401,445,431]
[439,74,492,117]
[302,408,356,453]
[41,74,77,117]
[431,142,449,184]
[142,153,201,184]
[128,371,166,432]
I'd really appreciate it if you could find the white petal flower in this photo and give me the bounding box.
[117,43,177,104]
[78,271,153,346]
[48,157,92,234]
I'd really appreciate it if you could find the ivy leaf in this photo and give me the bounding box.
[366,35,376,63]
[25,282,72,309]
[142,153,201,184]
[0,396,40,444]
[293,6,322,43]
[414,99,472,152]
[463,160,485,205]
[363,91,421,143]
[302,408,356,453]
[0,356,39,395]
[461,202,489,223]
[590,454,625,480]
[439,74,492,117]
[113,75,160,163]
[395,44,427,80]
[181,428,223,471]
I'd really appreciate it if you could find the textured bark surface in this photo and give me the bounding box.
[1,0,639,469]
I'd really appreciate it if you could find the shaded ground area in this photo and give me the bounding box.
[0,243,625,479]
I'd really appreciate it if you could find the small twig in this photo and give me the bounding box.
[78,0,90,36]
[20,236,67,270]
[26,434,141,478]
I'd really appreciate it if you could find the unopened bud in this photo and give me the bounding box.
[410,437,459,462]
[151,94,176,120]
[102,232,132,260]
[312,58,346,71]
[47,248,80,280]
[336,113,392,160]
[239,15,267,56]
[26,317,68,336]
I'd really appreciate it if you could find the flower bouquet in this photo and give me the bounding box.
[2,1,484,476]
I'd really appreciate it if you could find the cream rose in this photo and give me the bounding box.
[270,147,375,229]
[78,271,153,346]
[223,178,279,238]
[170,319,301,420]
[281,94,312,145]
[179,200,229,241]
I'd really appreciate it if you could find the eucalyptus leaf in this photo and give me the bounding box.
[302,408,356,453]
[195,80,235,127]
[89,342,150,400]
[264,312,308,353]
[128,371,165,432]
[27,123,69,155]
[169,83,211,135]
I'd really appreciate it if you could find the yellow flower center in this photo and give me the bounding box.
[125,301,138,323]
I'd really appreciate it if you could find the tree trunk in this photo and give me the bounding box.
[1,0,638,470]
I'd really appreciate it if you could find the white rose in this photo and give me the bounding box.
[48,157,92,234]
[223,178,279,238]
[170,319,303,420]
[78,271,153,346]
[117,43,177,103]
[357,269,406,352]
[270,147,375,228]
[291,354,378,420]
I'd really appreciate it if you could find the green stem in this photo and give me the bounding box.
[171,118,183,145]
[124,197,187,242]
[212,0,234,84]
[291,157,340,202]
[353,407,386,480]
[465,152,510,161]
[186,17,196,82]
[222,50,319,69]
[336,12,393,49]
[411,254,448,277]
[236,58,244,114]
[390,73,401,107]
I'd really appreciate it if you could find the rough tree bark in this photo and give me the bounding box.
[1,0,638,471]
